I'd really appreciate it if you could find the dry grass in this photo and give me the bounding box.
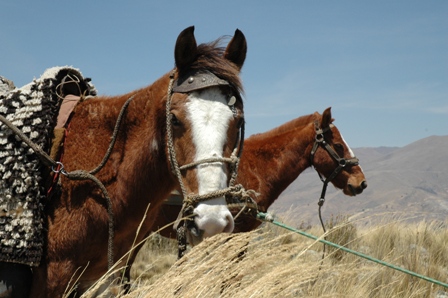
[81,214,448,297]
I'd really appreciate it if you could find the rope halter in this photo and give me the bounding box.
[165,70,245,232]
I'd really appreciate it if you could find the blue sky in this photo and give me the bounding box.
[1,1,447,148]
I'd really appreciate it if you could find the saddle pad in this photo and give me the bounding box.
[0,67,96,266]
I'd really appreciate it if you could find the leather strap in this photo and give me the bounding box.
[56,94,83,129]
[173,70,229,93]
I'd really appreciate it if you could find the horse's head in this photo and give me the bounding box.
[167,26,246,245]
[310,107,367,196]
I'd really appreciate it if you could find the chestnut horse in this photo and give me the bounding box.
[30,26,247,297]
[154,107,367,236]
[121,107,366,287]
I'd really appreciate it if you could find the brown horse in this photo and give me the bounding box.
[122,107,367,289]
[30,26,247,297]
[154,107,367,237]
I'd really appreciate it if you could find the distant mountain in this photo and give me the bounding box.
[270,135,448,227]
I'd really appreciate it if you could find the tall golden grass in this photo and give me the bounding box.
[80,213,448,298]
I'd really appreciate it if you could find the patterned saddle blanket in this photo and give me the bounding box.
[0,67,96,266]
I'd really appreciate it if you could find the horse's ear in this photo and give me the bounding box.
[174,26,198,71]
[224,29,247,71]
[321,107,333,129]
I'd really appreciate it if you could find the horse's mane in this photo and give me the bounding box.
[249,112,319,141]
[189,38,244,96]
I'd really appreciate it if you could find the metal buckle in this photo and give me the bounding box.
[315,133,324,143]
[51,161,67,175]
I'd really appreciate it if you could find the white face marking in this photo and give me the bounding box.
[339,132,365,191]
[185,87,235,238]
[340,132,363,171]
[340,133,355,158]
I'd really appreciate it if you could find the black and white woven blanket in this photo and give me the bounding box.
[0,67,96,266]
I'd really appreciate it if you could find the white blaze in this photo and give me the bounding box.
[185,87,235,237]
[340,133,355,158]
[340,132,364,171]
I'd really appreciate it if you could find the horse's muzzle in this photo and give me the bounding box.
[348,180,367,196]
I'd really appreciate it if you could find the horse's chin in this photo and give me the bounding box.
[186,226,204,246]
[344,184,364,196]
[342,187,356,196]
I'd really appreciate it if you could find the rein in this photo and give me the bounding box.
[0,94,135,271]
[309,120,359,271]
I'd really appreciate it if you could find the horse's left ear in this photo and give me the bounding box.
[174,26,198,71]
[224,29,247,71]
[321,107,333,129]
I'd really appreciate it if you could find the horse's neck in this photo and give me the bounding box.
[65,78,173,209]
[111,83,174,202]
[238,115,316,210]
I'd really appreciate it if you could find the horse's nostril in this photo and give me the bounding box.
[361,181,368,189]
[224,213,234,233]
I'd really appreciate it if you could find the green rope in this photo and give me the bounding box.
[256,212,448,289]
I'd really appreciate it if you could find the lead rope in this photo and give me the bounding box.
[313,172,328,285]
[310,123,334,283]
[316,170,331,276]
[0,114,56,168]
[164,71,194,258]
[310,120,360,284]
[0,95,135,270]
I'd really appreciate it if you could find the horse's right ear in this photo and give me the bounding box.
[224,29,247,71]
[321,107,333,129]
[174,26,198,71]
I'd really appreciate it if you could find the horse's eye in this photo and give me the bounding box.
[170,114,181,127]
[334,143,344,152]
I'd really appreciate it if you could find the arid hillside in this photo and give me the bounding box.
[271,135,448,227]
